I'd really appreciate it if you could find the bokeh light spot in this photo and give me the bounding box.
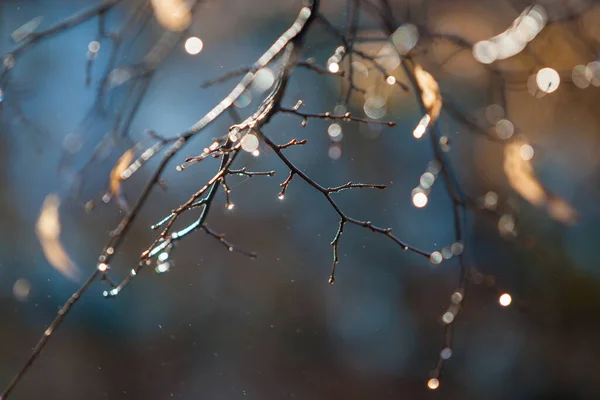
[499,293,512,307]
[184,36,203,55]
[536,67,560,93]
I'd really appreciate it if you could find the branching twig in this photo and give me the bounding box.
[281,106,396,126]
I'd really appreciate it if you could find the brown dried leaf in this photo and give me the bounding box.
[110,149,135,196]
[151,0,192,31]
[414,64,442,122]
[35,194,80,282]
[503,138,577,225]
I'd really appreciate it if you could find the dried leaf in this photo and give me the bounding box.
[151,0,192,31]
[110,149,135,196]
[414,64,442,122]
[36,194,80,282]
[503,138,577,225]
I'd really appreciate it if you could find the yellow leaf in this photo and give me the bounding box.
[414,64,442,122]
[36,194,80,281]
[151,0,192,31]
[503,138,577,225]
[110,149,135,197]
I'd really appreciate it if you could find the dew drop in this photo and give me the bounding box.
[427,378,440,390]
[442,311,455,324]
[499,293,512,307]
[156,262,171,274]
[430,251,443,264]
[97,262,109,272]
[440,347,453,360]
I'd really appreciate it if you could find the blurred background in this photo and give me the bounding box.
[1,0,600,399]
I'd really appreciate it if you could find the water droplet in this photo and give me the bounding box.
[427,378,440,390]
[97,262,108,272]
[88,40,101,54]
[430,251,443,264]
[327,123,342,138]
[3,54,15,69]
[155,262,171,274]
[450,242,463,256]
[439,136,450,152]
[440,348,452,360]
[499,293,512,307]
[442,311,454,324]
[451,291,463,304]
[333,104,347,114]
[412,189,428,208]
[536,67,560,93]
[498,214,516,236]
[473,40,497,64]
[13,278,31,301]
[484,191,498,209]
[441,246,453,259]
[496,119,514,139]
[184,36,203,55]
[328,145,342,160]
[419,172,435,189]
[519,144,534,160]
[241,133,259,153]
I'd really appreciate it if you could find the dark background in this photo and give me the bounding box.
[1,1,600,399]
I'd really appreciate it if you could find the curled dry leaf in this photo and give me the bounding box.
[36,194,80,282]
[151,0,192,31]
[412,64,442,139]
[414,64,442,122]
[109,148,135,211]
[110,149,135,196]
[503,138,577,225]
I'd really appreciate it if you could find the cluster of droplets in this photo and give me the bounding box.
[571,61,600,89]
[413,114,430,139]
[155,249,173,274]
[412,160,441,209]
[327,46,345,73]
[477,191,519,237]
[485,104,515,140]
[429,242,463,265]
[473,5,547,64]
[240,132,260,157]
[328,104,349,160]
